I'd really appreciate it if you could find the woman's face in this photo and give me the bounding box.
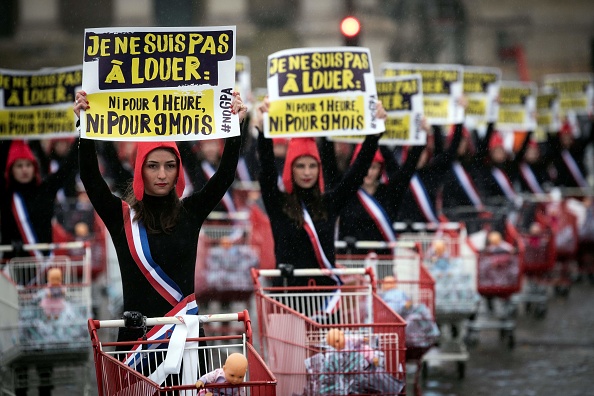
[142,149,178,197]
[12,159,35,184]
[363,161,382,187]
[490,146,506,164]
[292,155,319,190]
[200,139,221,163]
[525,146,539,163]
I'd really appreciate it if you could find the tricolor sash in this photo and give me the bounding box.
[11,192,43,259]
[561,150,588,188]
[520,163,544,193]
[356,189,397,242]
[201,161,237,212]
[491,167,518,200]
[452,162,483,209]
[124,295,199,390]
[409,174,439,224]
[123,202,184,306]
[236,157,252,182]
[302,205,342,313]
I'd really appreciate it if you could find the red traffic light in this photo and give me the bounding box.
[340,16,361,38]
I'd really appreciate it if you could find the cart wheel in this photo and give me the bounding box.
[457,361,466,379]
[533,304,548,319]
[421,361,429,381]
[464,331,479,348]
[554,285,570,297]
[500,330,515,349]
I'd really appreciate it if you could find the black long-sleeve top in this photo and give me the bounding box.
[257,132,381,287]
[396,125,462,223]
[476,131,531,204]
[0,140,79,259]
[78,135,241,323]
[176,141,231,212]
[549,126,593,188]
[338,144,423,242]
[441,123,493,211]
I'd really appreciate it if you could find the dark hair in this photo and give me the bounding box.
[282,183,327,227]
[124,186,182,234]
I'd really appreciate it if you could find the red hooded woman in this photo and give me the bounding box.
[0,139,79,265]
[550,119,592,188]
[0,138,78,396]
[254,97,386,288]
[74,90,247,345]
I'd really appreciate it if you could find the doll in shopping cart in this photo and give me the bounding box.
[426,239,451,271]
[316,328,404,395]
[380,276,440,349]
[344,332,405,394]
[39,267,67,320]
[485,230,515,254]
[195,352,248,396]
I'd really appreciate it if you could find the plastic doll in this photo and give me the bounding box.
[195,353,248,396]
[485,230,514,253]
[319,329,362,395]
[379,276,413,315]
[40,268,66,319]
[427,239,451,271]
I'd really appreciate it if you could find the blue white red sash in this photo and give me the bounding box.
[124,295,199,371]
[561,150,588,188]
[122,202,184,306]
[520,163,544,193]
[181,167,193,198]
[11,192,43,259]
[356,189,397,242]
[409,174,439,224]
[201,161,236,212]
[302,205,342,313]
[452,162,483,209]
[236,157,252,182]
[491,167,518,200]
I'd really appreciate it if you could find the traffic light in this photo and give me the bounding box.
[340,16,361,46]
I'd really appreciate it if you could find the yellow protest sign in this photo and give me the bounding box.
[264,47,384,138]
[0,66,81,139]
[381,62,464,125]
[81,26,239,141]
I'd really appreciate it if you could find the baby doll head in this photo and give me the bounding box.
[382,275,397,292]
[47,268,63,287]
[326,328,346,350]
[487,231,503,247]
[223,353,248,385]
[431,239,447,257]
[74,222,90,239]
[529,222,542,236]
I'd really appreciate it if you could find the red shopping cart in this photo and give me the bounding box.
[195,211,260,308]
[400,223,480,379]
[251,267,406,396]
[88,310,276,396]
[543,198,579,296]
[0,241,93,394]
[334,240,438,394]
[466,219,525,349]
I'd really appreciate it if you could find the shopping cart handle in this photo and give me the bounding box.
[92,313,245,329]
[256,267,369,277]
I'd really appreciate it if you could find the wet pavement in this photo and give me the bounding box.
[414,278,594,396]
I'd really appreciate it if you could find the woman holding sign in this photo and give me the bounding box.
[254,97,386,288]
[74,90,247,345]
